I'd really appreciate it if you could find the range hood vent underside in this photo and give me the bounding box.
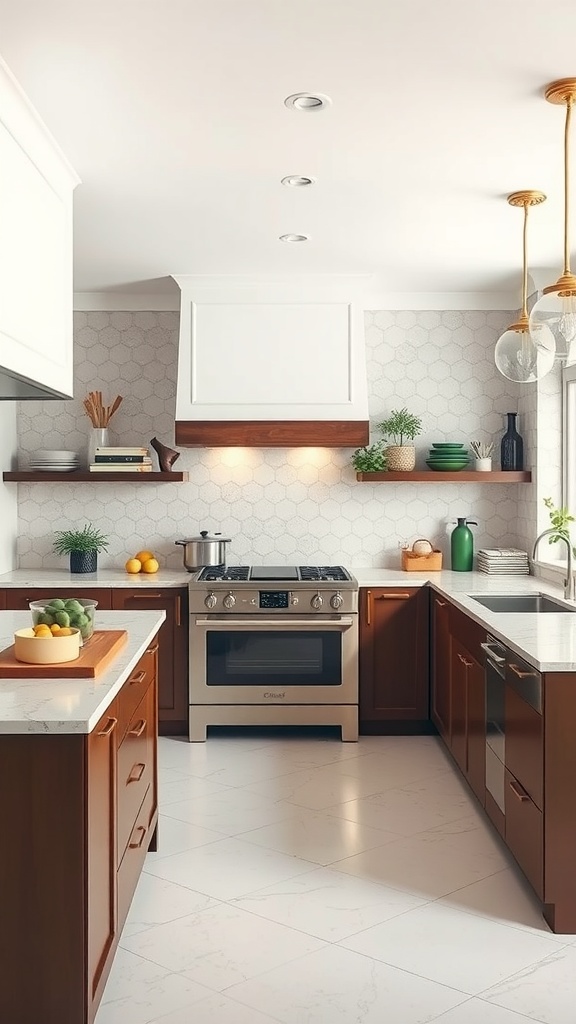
[175,419,369,448]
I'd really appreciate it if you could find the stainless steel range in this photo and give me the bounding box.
[188,565,359,742]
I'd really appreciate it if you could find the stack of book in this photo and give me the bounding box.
[89,446,153,472]
[477,548,530,575]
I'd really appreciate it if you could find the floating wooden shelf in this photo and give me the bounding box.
[3,471,188,483]
[356,471,532,483]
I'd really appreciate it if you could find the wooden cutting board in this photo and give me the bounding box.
[0,630,128,678]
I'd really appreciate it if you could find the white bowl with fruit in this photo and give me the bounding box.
[14,625,81,664]
[30,598,98,641]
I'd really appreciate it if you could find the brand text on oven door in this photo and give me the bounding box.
[264,691,286,698]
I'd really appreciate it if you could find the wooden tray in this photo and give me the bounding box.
[0,630,128,678]
[401,549,443,572]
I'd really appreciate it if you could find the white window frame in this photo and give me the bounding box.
[563,363,576,514]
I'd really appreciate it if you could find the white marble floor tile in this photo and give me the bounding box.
[239,806,400,864]
[144,836,318,900]
[481,944,576,1022]
[438,867,566,942]
[328,741,453,787]
[146,814,225,860]
[120,873,218,938]
[327,771,475,837]
[121,902,324,990]
[159,774,234,806]
[227,944,466,1023]
[339,902,561,995]
[160,786,303,836]
[94,948,211,1024]
[243,763,392,809]
[333,814,509,899]
[428,998,546,1023]
[233,865,428,941]
[149,992,284,1024]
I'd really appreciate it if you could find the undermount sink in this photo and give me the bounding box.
[470,593,576,613]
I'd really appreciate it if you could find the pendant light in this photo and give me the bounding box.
[494,191,555,383]
[529,79,576,362]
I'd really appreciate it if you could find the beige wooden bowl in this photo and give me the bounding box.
[14,627,81,665]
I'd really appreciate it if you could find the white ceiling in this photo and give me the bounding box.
[1,0,576,304]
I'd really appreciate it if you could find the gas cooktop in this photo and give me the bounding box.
[197,565,353,583]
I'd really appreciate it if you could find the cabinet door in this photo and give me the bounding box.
[4,587,112,611]
[505,684,543,810]
[359,587,429,724]
[505,768,543,898]
[112,588,188,728]
[431,594,451,740]
[466,655,486,804]
[87,704,117,1008]
[450,637,468,772]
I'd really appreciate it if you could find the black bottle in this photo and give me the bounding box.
[500,412,524,471]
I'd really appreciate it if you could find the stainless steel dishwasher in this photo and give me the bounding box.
[481,635,507,814]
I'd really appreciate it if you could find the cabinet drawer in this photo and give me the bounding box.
[3,587,113,611]
[505,685,543,810]
[505,768,543,898]
[117,685,155,859]
[117,645,158,741]
[117,785,156,930]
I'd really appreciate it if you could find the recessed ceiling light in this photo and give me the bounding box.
[284,93,331,112]
[279,233,309,243]
[281,175,316,188]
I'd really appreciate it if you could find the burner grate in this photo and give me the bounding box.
[198,565,250,582]
[299,566,349,582]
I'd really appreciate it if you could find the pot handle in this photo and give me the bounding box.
[175,540,185,546]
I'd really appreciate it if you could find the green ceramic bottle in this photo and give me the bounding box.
[451,518,478,572]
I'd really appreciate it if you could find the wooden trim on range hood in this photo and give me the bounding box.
[175,420,370,448]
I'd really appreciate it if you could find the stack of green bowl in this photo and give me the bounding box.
[426,443,470,471]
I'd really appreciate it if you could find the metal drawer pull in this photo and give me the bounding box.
[128,719,147,738]
[480,642,505,664]
[509,663,538,679]
[436,599,447,607]
[129,826,147,849]
[146,643,159,655]
[509,779,530,802]
[195,618,353,630]
[377,593,411,600]
[366,590,372,626]
[127,762,146,783]
[129,671,146,685]
[457,653,473,668]
[97,717,117,737]
[130,593,162,599]
[175,595,181,627]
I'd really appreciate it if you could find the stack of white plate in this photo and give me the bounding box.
[29,450,80,472]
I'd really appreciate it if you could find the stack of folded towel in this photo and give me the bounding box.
[477,548,530,575]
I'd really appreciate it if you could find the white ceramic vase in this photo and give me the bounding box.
[87,427,109,469]
[475,457,492,472]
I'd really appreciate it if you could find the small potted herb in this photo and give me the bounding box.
[378,407,423,471]
[351,442,388,473]
[52,522,109,574]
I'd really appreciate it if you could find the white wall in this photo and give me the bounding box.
[15,308,529,570]
[0,402,19,571]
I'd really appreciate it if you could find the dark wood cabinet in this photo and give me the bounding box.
[441,603,486,805]
[449,636,468,773]
[0,636,159,1023]
[505,767,543,898]
[466,655,486,803]
[112,587,188,733]
[431,594,451,740]
[5,586,113,610]
[359,587,429,731]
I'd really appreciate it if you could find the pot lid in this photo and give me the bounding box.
[178,531,232,543]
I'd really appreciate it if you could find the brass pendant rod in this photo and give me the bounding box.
[522,202,529,320]
[565,96,573,276]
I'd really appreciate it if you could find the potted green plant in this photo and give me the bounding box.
[378,407,423,471]
[351,442,388,473]
[52,522,109,574]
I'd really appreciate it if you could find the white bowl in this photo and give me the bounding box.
[14,627,81,665]
[34,450,79,459]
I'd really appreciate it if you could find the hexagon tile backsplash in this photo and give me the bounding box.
[16,308,525,570]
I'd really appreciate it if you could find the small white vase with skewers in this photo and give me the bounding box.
[84,391,123,469]
[471,440,494,472]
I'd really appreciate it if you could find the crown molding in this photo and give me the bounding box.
[73,292,180,311]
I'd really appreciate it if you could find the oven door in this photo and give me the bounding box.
[190,614,358,704]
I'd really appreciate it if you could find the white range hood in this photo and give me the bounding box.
[173,275,370,447]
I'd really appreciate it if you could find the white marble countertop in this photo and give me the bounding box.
[0,609,166,735]
[351,567,576,672]
[0,568,191,588]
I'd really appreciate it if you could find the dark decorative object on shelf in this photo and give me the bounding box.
[500,412,524,471]
[150,436,180,472]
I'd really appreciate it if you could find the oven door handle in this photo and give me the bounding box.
[194,617,355,630]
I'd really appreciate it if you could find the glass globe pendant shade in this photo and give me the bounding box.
[494,322,556,382]
[528,287,576,362]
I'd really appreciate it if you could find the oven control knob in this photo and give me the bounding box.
[204,593,217,610]
[330,592,343,610]
[223,592,236,609]
[290,594,299,606]
[311,592,323,610]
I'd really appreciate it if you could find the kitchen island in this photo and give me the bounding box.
[0,609,165,1024]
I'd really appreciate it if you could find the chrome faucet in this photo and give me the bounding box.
[532,529,576,602]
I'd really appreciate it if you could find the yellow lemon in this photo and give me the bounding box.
[141,557,159,574]
[50,623,61,634]
[56,627,74,636]
[125,558,142,574]
[34,625,52,637]
[135,550,154,564]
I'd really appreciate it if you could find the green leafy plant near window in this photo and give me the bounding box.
[52,522,110,555]
[377,408,423,446]
[351,442,388,473]
[543,497,576,556]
